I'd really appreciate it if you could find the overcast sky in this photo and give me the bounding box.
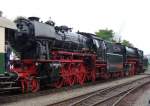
[0,0,150,54]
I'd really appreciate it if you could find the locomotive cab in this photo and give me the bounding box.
[92,37,106,61]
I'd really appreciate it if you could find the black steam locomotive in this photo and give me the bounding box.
[1,16,147,93]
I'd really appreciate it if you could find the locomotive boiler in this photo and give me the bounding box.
[13,17,88,59]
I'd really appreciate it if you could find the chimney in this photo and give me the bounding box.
[28,17,40,21]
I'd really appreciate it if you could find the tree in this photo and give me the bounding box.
[95,29,114,41]
[121,40,133,47]
[95,29,134,47]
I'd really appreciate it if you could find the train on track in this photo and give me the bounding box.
[0,16,149,93]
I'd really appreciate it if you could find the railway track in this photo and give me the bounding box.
[51,76,150,106]
[112,81,150,106]
[0,75,149,106]
[0,77,119,104]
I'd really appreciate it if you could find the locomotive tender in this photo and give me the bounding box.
[0,16,147,93]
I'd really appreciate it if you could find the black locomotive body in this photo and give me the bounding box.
[3,16,147,93]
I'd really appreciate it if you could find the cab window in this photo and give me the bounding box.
[93,39,100,48]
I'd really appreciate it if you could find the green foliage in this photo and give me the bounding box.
[95,29,133,47]
[111,39,117,43]
[121,40,133,47]
[95,29,114,41]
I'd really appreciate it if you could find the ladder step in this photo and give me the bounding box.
[0,74,4,76]
[0,76,11,79]
[0,82,15,84]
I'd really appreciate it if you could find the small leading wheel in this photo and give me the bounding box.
[28,77,40,92]
[31,78,40,92]
[53,78,64,88]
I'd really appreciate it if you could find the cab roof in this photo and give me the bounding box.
[0,17,17,30]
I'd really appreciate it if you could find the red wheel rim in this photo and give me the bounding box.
[86,71,91,80]
[91,70,96,82]
[129,65,133,76]
[105,73,110,79]
[121,71,124,77]
[68,64,75,86]
[21,80,25,93]
[78,73,86,85]
[69,76,75,86]
[54,79,64,88]
[132,65,135,75]
[77,64,86,85]
[31,79,40,92]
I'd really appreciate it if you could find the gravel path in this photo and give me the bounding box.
[1,75,149,106]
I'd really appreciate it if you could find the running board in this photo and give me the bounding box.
[0,82,15,84]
